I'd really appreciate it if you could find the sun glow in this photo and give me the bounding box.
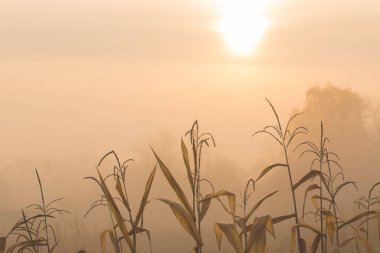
[217,0,270,56]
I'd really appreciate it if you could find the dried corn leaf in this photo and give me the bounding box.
[181,138,194,194]
[214,223,243,253]
[338,211,380,230]
[256,164,288,182]
[201,190,236,220]
[158,199,202,245]
[152,149,195,220]
[326,215,336,243]
[247,215,273,253]
[308,234,321,253]
[116,176,131,211]
[98,171,134,252]
[245,191,278,222]
[100,229,120,253]
[0,237,5,252]
[134,165,156,227]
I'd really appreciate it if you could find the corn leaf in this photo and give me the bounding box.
[326,214,336,243]
[181,138,195,194]
[245,191,278,222]
[256,164,288,182]
[308,234,321,253]
[247,215,274,253]
[272,214,296,224]
[214,223,243,253]
[100,229,120,253]
[129,227,152,253]
[199,199,211,222]
[201,190,236,220]
[338,211,380,230]
[303,184,320,216]
[158,199,203,245]
[152,149,195,220]
[134,165,156,227]
[116,176,131,211]
[5,240,45,253]
[293,170,328,190]
[291,222,324,253]
[98,171,135,252]
[332,236,358,253]
[0,237,5,252]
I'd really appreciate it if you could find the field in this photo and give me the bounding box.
[1,86,380,253]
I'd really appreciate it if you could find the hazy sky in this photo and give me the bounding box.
[1,0,380,164]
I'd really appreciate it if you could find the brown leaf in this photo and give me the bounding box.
[181,138,195,194]
[158,199,203,246]
[214,223,243,253]
[98,171,135,252]
[256,164,288,182]
[134,165,156,227]
[247,215,274,253]
[245,191,278,222]
[100,229,120,253]
[201,190,236,220]
[152,149,195,220]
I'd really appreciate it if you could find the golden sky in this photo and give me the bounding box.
[1,0,380,163]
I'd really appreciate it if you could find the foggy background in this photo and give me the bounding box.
[1,0,380,252]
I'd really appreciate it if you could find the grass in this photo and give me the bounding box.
[2,100,380,253]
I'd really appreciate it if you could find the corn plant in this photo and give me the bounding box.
[152,120,236,253]
[295,122,362,253]
[5,169,69,253]
[212,178,295,253]
[85,151,156,253]
[252,99,308,253]
[354,182,380,252]
[333,222,373,253]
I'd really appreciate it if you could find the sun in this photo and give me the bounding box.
[216,0,270,56]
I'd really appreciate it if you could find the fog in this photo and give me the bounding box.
[1,1,380,253]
